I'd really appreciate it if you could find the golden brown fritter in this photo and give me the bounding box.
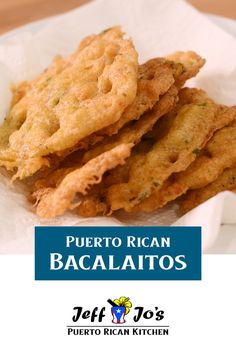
[3,25,231,220]
[131,106,236,212]
[82,85,178,164]
[0,27,138,180]
[77,89,224,216]
[64,57,177,153]
[75,86,179,217]
[180,166,236,214]
[99,58,175,136]
[34,143,133,218]
[166,51,205,87]
[31,85,178,210]
[106,90,218,212]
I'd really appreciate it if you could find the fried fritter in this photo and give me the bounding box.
[167,51,205,87]
[180,166,236,214]
[31,85,178,199]
[43,52,205,168]
[0,24,231,221]
[79,52,205,147]
[0,27,138,180]
[31,57,181,192]
[82,85,178,164]
[99,58,175,136]
[63,58,177,154]
[131,106,236,212]
[80,51,204,142]
[31,166,77,194]
[34,143,133,218]
[11,82,30,107]
[0,55,71,150]
[75,89,209,215]
[74,86,178,217]
[77,141,154,217]
[142,87,211,143]
[77,89,219,216]
[77,196,108,217]
[106,90,218,212]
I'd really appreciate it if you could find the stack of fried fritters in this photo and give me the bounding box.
[0,27,236,219]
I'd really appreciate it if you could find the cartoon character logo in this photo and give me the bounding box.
[107,297,132,324]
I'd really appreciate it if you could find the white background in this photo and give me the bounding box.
[0,255,235,351]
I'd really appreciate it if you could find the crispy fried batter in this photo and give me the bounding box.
[99,58,175,136]
[77,195,108,217]
[82,85,178,164]
[61,52,205,155]
[31,85,178,199]
[0,27,138,180]
[32,166,76,194]
[75,87,179,217]
[180,166,236,214]
[0,26,230,221]
[77,51,205,144]
[0,54,71,151]
[10,55,71,108]
[77,146,151,217]
[11,82,30,106]
[167,51,205,87]
[0,49,204,183]
[76,150,140,217]
[34,143,133,218]
[106,90,218,212]
[78,89,218,216]
[143,87,210,143]
[131,106,236,212]
[105,51,206,135]
[64,58,176,154]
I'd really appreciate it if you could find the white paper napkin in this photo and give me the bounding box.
[0,0,236,253]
